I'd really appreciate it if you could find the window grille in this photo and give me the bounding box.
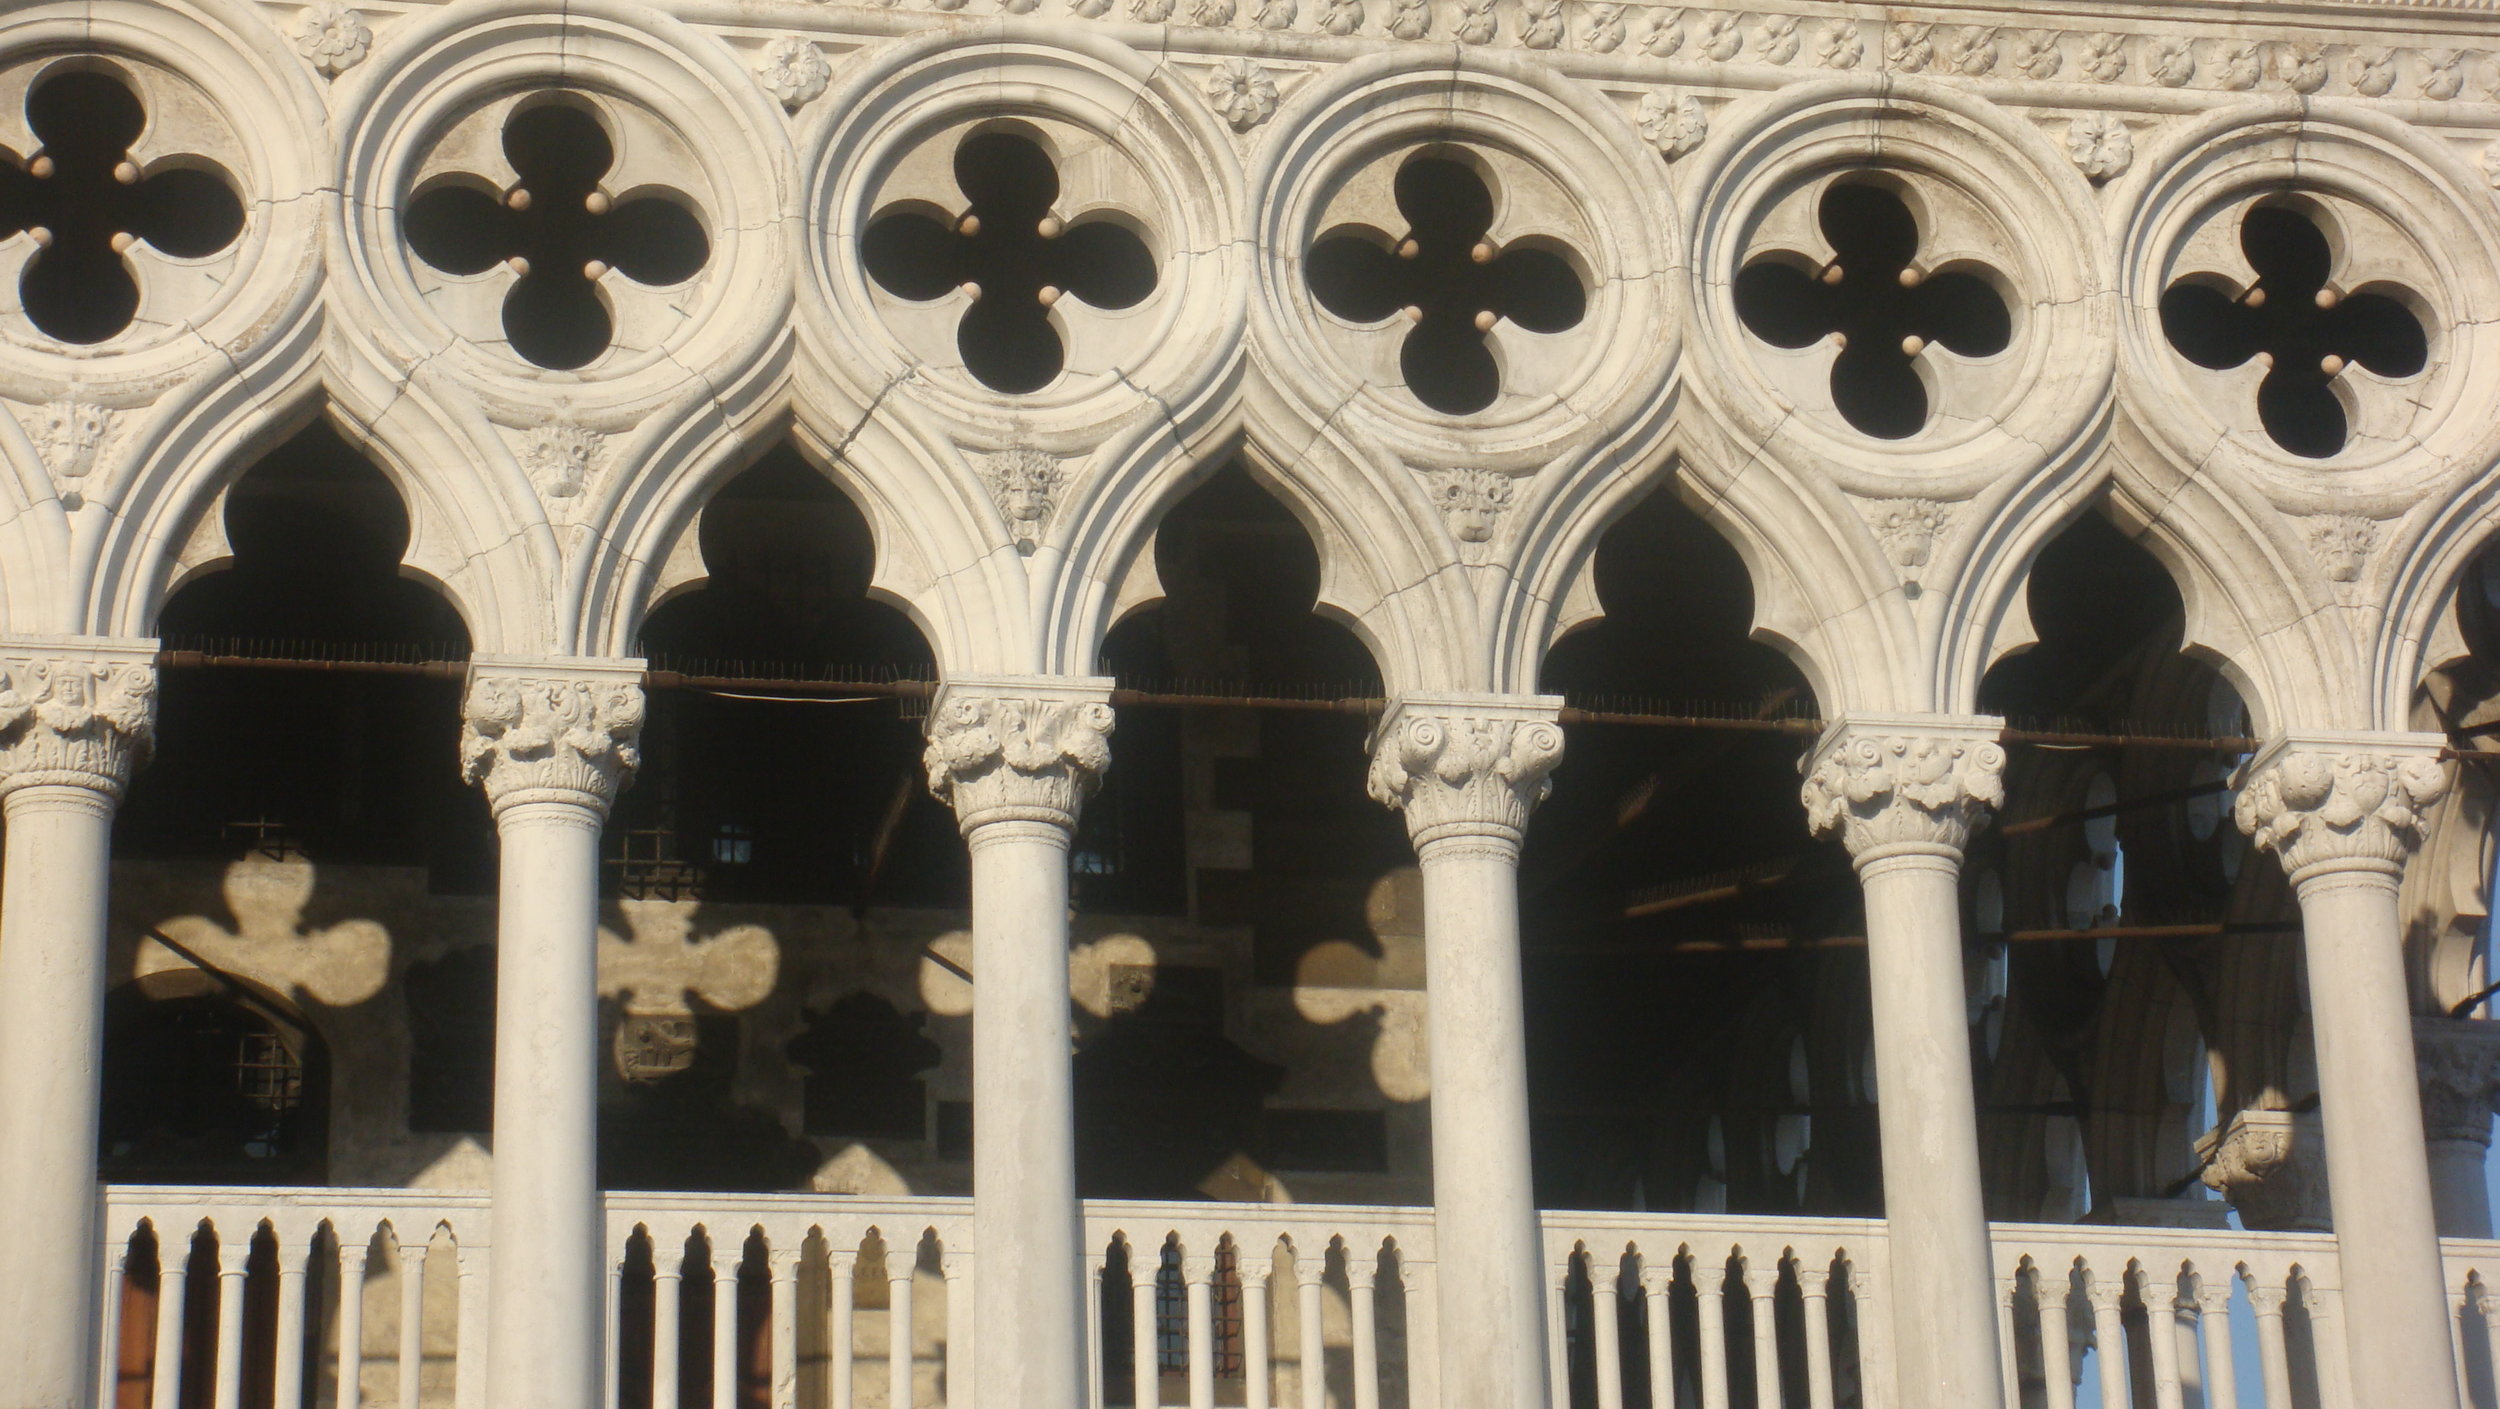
[233,1030,304,1112]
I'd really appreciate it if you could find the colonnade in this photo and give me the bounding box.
[0,637,2476,1409]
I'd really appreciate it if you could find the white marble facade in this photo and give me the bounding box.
[5,0,2500,1407]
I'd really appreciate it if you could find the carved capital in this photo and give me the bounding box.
[2414,1018,2500,1145]
[1366,694,1565,850]
[2196,1109,2331,1233]
[923,676,1115,833]
[0,638,157,799]
[2232,733,2451,883]
[460,657,646,817]
[1798,714,2005,861]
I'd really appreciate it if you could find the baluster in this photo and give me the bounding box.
[2140,1267,2184,1409]
[1184,1250,1217,1409]
[653,1234,683,1409]
[1590,1256,1625,1409]
[1242,1251,1273,1409]
[888,1236,916,1409]
[1640,1261,1676,1409]
[149,1227,188,1409]
[1797,1264,1836,1409]
[1846,1266,1892,1409]
[270,1234,309,1409]
[1086,1256,1105,1409]
[398,1237,429,1409]
[1546,1256,1572,1409]
[713,1234,740,1409]
[1294,1246,1324,1409]
[1744,1262,1782,1409]
[2191,1278,2236,1409]
[337,1237,370,1409]
[1695,1257,1730,1409]
[458,1243,487,1409]
[607,1249,624,1409]
[1347,1250,1380,1409]
[1401,1256,1440,1409]
[772,1247,801,1409]
[2084,1274,2128,1409]
[2036,1265,2076,1409]
[210,1229,251,1409]
[1133,1241,1162,1409]
[827,1238,853,1409]
[2481,1280,2500,1409]
[98,1236,129,1409]
[1998,1275,2023,1409]
[2454,1289,2474,1409]
[943,1242,971,1409]
[2245,1277,2294,1409]
[2303,1279,2353,1409]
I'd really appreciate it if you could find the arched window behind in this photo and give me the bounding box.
[100,977,328,1184]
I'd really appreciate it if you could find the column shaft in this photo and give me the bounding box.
[2296,866,2457,1405]
[968,818,1085,1409]
[0,785,118,1409]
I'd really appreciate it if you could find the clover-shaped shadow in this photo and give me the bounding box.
[0,70,244,344]
[2158,204,2427,459]
[862,130,1158,395]
[405,102,709,371]
[1305,156,1585,416]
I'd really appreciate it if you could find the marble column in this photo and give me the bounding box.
[1798,715,2007,1409]
[1366,693,1565,1409]
[0,639,156,1409]
[923,676,1117,1409]
[2413,1016,2500,1239]
[460,658,646,1409]
[2235,733,2460,1409]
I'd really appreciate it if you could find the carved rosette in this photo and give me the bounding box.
[0,642,157,800]
[2415,1018,2500,1147]
[2232,735,2451,883]
[1366,695,1565,851]
[1799,716,2006,860]
[460,661,647,816]
[2197,1109,2331,1232]
[923,679,1116,832]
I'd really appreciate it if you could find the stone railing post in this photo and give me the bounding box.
[2413,1016,2500,1238]
[924,675,1116,1409]
[1798,713,2007,1409]
[1366,692,1564,1409]
[2234,732,2461,1407]
[0,637,155,1409]
[461,656,645,1409]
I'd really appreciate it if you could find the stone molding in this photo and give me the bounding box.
[459,657,648,817]
[2196,1108,2332,1232]
[2231,732,2452,883]
[922,676,1117,833]
[1798,714,2006,860]
[2414,1017,2500,1145]
[1366,694,1566,849]
[0,638,158,800]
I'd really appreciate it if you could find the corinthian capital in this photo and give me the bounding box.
[2415,1017,2500,1147]
[1366,694,1565,849]
[922,676,1115,832]
[2232,732,2450,882]
[0,637,157,799]
[460,657,646,816]
[1798,714,2005,861]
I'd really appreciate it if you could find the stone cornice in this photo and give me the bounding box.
[922,675,1116,833]
[459,656,648,818]
[2231,731,2451,883]
[1366,693,1565,849]
[0,637,157,800]
[1798,713,2006,861]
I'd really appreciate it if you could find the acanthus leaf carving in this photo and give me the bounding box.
[2232,737,2451,882]
[1799,718,2005,859]
[2414,1018,2500,1146]
[460,665,646,815]
[980,446,1065,550]
[1366,697,1565,849]
[0,643,156,798]
[923,682,1116,831]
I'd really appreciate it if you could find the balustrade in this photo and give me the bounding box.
[83,1189,2500,1409]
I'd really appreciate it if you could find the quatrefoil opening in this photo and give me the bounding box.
[1304,156,1587,416]
[404,101,710,371]
[1732,181,2011,440]
[0,69,244,345]
[2158,203,2428,460]
[861,130,1158,396]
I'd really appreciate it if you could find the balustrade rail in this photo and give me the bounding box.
[88,1187,2500,1409]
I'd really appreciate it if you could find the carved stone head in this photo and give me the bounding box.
[983,448,1063,544]
[1426,468,1514,545]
